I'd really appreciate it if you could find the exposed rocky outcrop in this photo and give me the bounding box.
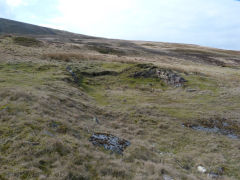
[67,63,187,88]
[89,133,131,154]
[133,64,187,87]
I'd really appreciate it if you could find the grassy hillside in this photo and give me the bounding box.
[0,32,240,180]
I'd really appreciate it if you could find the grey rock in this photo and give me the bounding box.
[207,167,224,179]
[66,66,82,84]
[93,117,100,124]
[197,165,207,173]
[133,64,187,87]
[207,173,220,179]
[89,133,130,154]
[163,175,174,180]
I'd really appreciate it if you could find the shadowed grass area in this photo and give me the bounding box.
[13,37,42,47]
[86,45,126,56]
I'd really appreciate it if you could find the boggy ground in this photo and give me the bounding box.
[0,35,240,180]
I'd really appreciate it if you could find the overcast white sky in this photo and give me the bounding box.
[0,0,240,50]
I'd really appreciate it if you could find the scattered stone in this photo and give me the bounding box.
[66,66,82,84]
[183,117,240,139]
[197,165,207,173]
[207,173,220,179]
[163,175,174,180]
[207,167,224,179]
[93,117,100,124]
[89,133,130,154]
[159,152,174,157]
[192,126,238,139]
[133,64,187,87]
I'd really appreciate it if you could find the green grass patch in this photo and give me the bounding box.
[160,107,197,119]
[184,75,219,91]
[0,62,60,87]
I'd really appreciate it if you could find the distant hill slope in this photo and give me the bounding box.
[0,17,99,41]
[0,18,59,35]
[0,17,239,67]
